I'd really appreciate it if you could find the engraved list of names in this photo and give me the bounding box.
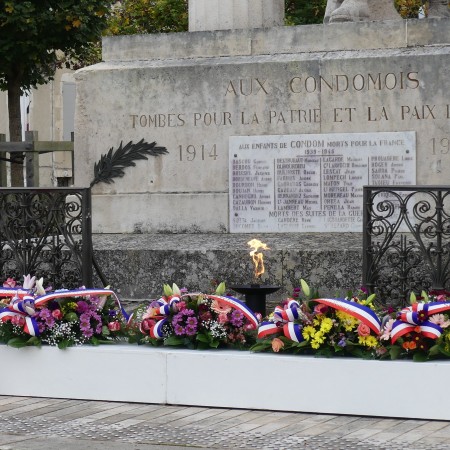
[229,132,416,233]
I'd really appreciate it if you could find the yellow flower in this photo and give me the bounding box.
[320,317,333,333]
[302,326,316,341]
[336,311,358,331]
[311,341,320,349]
[358,335,378,348]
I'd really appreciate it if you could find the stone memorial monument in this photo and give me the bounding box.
[74,0,450,297]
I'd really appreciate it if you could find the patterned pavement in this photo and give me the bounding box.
[0,396,450,449]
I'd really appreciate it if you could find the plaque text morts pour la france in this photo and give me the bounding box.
[229,132,416,232]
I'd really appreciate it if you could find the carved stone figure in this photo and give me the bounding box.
[429,0,450,18]
[324,0,449,23]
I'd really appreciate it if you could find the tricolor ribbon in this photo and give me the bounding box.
[0,287,32,301]
[144,295,181,338]
[390,302,450,343]
[257,299,303,343]
[312,298,381,334]
[0,287,128,337]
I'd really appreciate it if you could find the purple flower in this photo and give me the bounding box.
[76,301,89,314]
[82,328,93,338]
[186,316,198,327]
[230,310,244,327]
[39,309,51,320]
[338,338,347,348]
[80,321,91,332]
[185,325,197,336]
[172,313,183,326]
[174,324,185,336]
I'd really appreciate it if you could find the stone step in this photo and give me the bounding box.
[92,233,363,308]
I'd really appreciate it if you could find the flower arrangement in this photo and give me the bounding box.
[0,276,129,349]
[4,273,450,363]
[128,282,259,349]
[252,280,383,358]
[379,290,450,362]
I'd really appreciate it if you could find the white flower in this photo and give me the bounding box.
[35,278,46,296]
[22,274,36,290]
[380,318,395,341]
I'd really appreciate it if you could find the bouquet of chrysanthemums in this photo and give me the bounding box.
[252,280,383,358]
[0,275,128,349]
[128,283,259,349]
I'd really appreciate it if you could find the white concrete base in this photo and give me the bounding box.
[1,344,449,420]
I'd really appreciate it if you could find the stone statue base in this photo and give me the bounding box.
[429,0,450,18]
[325,0,401,23]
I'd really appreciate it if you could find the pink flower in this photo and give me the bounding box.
[172,301,186,313]
[218,313,228,324]
[52,309,62,320]
[272,338,284,353]
[380,318,395,341]
[429,314,450,328]
[11,315,25,327]
[211,300,232,315]
[3,278,16,288]
[314,304,328,315]
[108,321,121,331]
[357,322,371,337]
[244,323,256,331]
[142,307,159,319]
[140,318,155,332]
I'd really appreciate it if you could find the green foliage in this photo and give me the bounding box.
[394,0,425,18]
[285,0,327,25]
[0,0,112,92]
[105,0,188,35]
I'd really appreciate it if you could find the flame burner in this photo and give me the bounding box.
[230,284,280,316]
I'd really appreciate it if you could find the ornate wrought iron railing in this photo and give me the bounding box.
[0,188,103,289]
[363,186,450,308]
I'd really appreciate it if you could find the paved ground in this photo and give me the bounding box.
[0,396,450,449]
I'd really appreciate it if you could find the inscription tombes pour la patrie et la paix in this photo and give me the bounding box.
[130,71,449,129]
[128,71,449,163]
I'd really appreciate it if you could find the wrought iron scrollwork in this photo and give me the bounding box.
[363,186,450,308]
[0,188,94,289]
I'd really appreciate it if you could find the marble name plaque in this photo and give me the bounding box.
[229,132,416,233]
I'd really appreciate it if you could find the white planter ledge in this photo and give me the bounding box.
[1,344,449,421]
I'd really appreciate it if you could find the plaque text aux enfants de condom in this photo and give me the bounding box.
[229,132,416,232]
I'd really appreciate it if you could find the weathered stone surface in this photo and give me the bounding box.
[324,0,400,24]
[76,19,450,234]
[92,233,363,306]
[188,0,285,32]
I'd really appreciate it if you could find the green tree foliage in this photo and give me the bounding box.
[285,0,328,25]
[395,0,425,18]
[0,0,112,184]
[105,0,188,35]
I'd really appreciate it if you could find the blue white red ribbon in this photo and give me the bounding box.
[273,300,300,324]
[257,299,304,342]
[0,287,128,337]
[312,298,381,334]
[149,318,167,339]
[390,301,450,343]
